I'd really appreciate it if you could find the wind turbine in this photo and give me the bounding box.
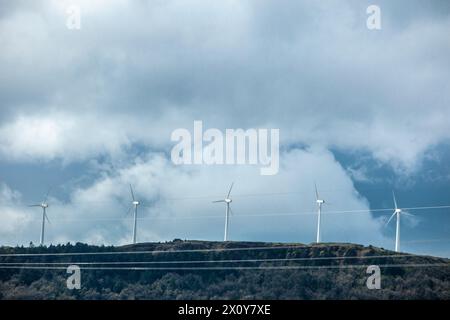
[386,191,413,252]
[126,184,140,244]
[315,183,325,243]
[28,189,51,246]
[213,182,234,241]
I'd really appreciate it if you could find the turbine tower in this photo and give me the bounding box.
[29,189,51,246]
[213,182,234,241]
[386,191,413,252]
[127,184,140,244]
[315,183,325,243]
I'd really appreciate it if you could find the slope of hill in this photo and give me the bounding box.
[0,240,449,300]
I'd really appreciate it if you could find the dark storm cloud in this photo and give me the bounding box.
[0,0,449,165]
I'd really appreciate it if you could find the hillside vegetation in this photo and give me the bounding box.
[0,240,449,299]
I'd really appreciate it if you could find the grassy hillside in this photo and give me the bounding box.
[0,240,449,300]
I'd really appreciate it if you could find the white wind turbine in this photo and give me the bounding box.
[315,183,325,243]
[28,189,52,246]
[213,182,234,242]
[386,191,413,252]
[126,184,140,244]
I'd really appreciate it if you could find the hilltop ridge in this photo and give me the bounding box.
[0,240,449,299]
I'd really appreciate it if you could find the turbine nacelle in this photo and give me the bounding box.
[388,191,414,253]
[314,184,325,205]
[225,198,232,203]
[129,184,140,206]
[28,188,52,246]
[314,183,326,244]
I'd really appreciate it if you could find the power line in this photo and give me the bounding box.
[11,205,450,223]
[404,205,450,211]
[1,242,448,259]
[0,263,448,271]
[0,254,421,265]
[403,238,450,244]
[0,245,312,257]
[0,192,306,207]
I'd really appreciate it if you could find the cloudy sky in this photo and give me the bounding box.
[0,0,449,257]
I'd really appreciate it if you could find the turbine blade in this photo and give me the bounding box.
[44,213,51,225]
[43,187,52,203]
[227,182,234,198]
[28,204,41,207]
[212,200,226,203]
[229,206,234,216]
[402,211,414,217]
[315,183,319,200]
[129,184,135,201]
[392,191,398,210]
[386,211,396,226]
[125,206,132,216]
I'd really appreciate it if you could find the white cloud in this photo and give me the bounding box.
[0,183,32,237]
[0,149,391,248]
[0,113,127,161]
